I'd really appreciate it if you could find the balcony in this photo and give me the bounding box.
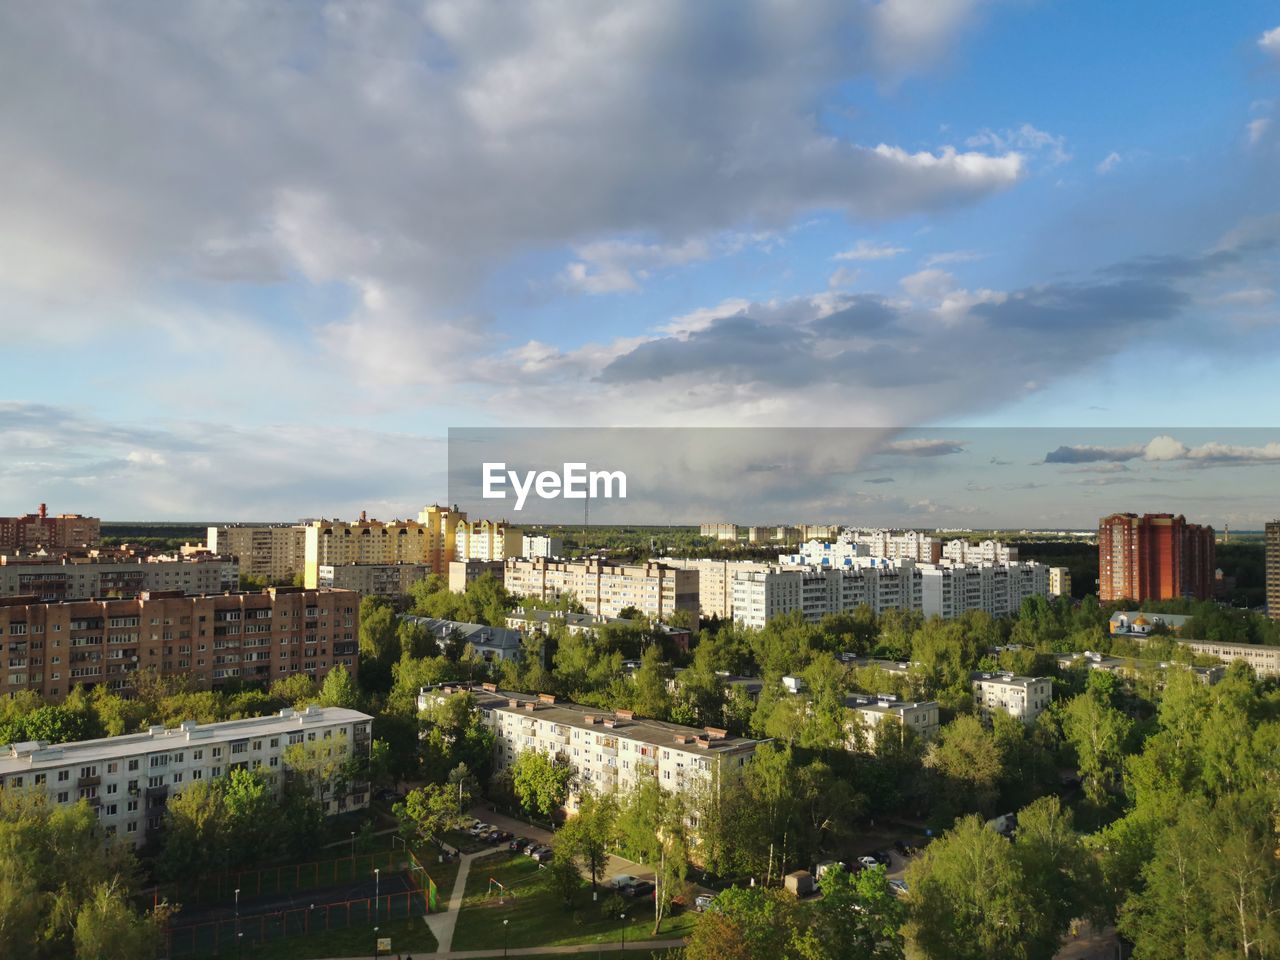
[78,774,101,787]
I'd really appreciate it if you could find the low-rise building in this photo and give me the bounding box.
[401,616,525,663]
[0,554,239,600]
[1054,650,1224,686]
[317,562,432,596]
[1108,611,1192,637]
[0,706,372,846]
[970,671,1053,723]
[419,684,761,811]
[0,587,359,702]
[844,694,939,750]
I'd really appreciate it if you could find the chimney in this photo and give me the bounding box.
[482,682,498,692]
[538,693,556,704]
[704,726,728,740]
[360,510,368,522]
[38,503,47,519]
[616,709,635,721]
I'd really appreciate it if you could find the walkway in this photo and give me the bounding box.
[314,939,685,959]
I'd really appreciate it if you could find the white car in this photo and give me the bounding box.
[607,874,639,889]
[856,856,880,871]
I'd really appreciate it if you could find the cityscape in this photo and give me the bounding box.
[4,4,1280,960]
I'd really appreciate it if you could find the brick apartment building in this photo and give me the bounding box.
[0,587,359,703]
[1098,512,1215,603]
[0,504,100,553]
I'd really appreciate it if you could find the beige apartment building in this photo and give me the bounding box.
[0,554,239,601]
[699,523,738,542]
[207,524,307,582]
[420,684,760,812]
[448,560,504,594]
[317,563,432,596]
[302,505,462,588]
[971,672,1053,723]
[504,558,698,620]
[658,558,771,620]
[454,519,523,562]
[0,706,372,846]
[1048,566,1071,598]
[0,587,359,703]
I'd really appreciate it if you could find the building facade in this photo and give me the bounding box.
[317,562,432,596]
[206,524,307,582]
[699,523,738,542]
[0,555,239,601]
[657,558,771,619]
[970,672,1053,723]
[0,587,359,703]
[448,559,504,594]
[302,505,463,588]
[1048,566,1071,598]
[941,539,1018,564]
[844,694,940,751]
[851,530,942,563]
[455,519,523,562]
[503,558,698,620]
[1097,513,1215,602]
[420,684,760,811]
[522,535,565,559]
[0,706,372,846]
[0,505,100,553]
[1267,520,1280,620]
[918,562,1050,619]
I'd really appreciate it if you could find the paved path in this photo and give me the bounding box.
[312,938,685,959]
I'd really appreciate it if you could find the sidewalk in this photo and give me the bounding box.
[313,938,686,959]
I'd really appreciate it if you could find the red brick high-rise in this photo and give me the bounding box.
[0,504,100,553]
[1098,513,1215,603]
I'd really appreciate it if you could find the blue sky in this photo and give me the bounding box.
[1,1,1278,523]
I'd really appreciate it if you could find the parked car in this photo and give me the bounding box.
[855,856,880,871]
[532,848,553,864]
[694,894,718,913]
[468,822,492,837]
[871,850,893,866]
[509,836,527,852]
[606,874,639,889]
[888,879,909,897]
[527,844,550,858]
[522,841,542,855]
[623,880,656,898]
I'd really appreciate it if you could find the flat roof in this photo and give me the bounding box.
[970,671,1050,689]
[0,707,372,773]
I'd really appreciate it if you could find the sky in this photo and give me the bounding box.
[2,1,1279,525]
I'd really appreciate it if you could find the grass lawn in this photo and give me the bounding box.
[243,915,437,960]
[451,853,695,952]
[463,952,680,959]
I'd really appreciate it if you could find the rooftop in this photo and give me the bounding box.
[970,671,1051,689]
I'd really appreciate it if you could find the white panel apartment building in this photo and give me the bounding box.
[851,531,942,563]
[941,539,1018,564]
[504,558,699,620]
[521,535,564,559]
[918,562,1050,619]
[658,558,772,619]
[420,684,760,811]
[0,706,372,846]
[0,555,239,601]
[971,672,1053,723]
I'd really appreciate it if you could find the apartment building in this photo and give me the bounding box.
[503,558,698,620]
[941,539,1018,564]
[0,505,100,553]
[419,684,760,811]
[206,524,308,582]
[455,519,523,562]
[522,535,564,559]
[731,562,922,628]
[0,554,239,601]
[1048,566,1071,598]
[0,706,372,846]
[844,694,940,751]
[970,672,1053,723]
[401,616,525,663]
[779,539,869,567]
[317,562,432,596]
[0,587,359,703]
[1097,513,1215,602]
[851,530,942,563]
[302,505,463,588]
[448,559,504,594]
[1267,520,1280,620]
[657,558,771,619]
[699,523,738,542]
[918,562,1050,619]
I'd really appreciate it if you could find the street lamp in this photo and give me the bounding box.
[620,913,627,952]
[374,867,381,922]
[373,925,380,960]
[234,888,241,957]
[503,919,509,957]
[351,830,357,862]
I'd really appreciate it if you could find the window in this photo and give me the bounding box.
[128,759,139,771]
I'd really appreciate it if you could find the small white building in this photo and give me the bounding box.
[970,672,1053,723]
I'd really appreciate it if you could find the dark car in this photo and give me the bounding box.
[509,836,527,852]
[522,841,541,855]
[872,849,893,866]
[532,848,553,864]
[624,880,656,898]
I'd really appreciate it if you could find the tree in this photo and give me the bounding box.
[1061,684,1132,807]
[1011,796,1102,958]
[684,887,796,960]
[922,715,1004,821]
[393,783,467,847]
[317,664,362,709]
[629,644,673,719]
[906,815,1043,960]
[510,750,573,819]
[269,673,318,707]
[72,879,168,960]
[557,789,618,892]
[547,844,583,908]
[793,864,906,960]
[616,776,690,933]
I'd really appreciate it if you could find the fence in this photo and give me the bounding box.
[166,885,428,957]
[159,850,403,907]
[405,847,440,912]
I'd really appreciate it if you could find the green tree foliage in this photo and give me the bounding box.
[922,715,1005,821]
[72,879,168,960]
[269,673,318,707]
[316,663,362,709]
[510,750,573,819]
[794,864,907,960]
[1060,675,1133,808]
[393,781,468,846]
[420,691,496,783]
[556,788,619,891]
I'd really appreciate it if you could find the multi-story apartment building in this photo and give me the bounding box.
[0,505,100,553]
[699,523,738,542]
[206,524,308,582]
[419,684,760,811]
[1098,513,1215,602]
[779,539,869,567]
[844,694,939,751]
[317,562,432,596]
[657,558,771,619]
[731,562,922,628]
[0,554,239,601]
[503,558,698,621]
[522,535,564,559]
[455,519,523,562]
[941,539,1018,564]
[0,706,372,846]
[918,562,1050,619]
[448,559,504,594]
[851,530,942,563]
[796,524,840,541]
[970,672,1053,723]
[0,587,359,703]
[302,505,463,589]
[1048,566,1071,598]
[1267,520,1280,620]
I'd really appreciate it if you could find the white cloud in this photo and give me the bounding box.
[1260,26,1280,56]
[965,123,1070,166]
[835,240,909,261]
[923,249,986,266]
[828,266,861,289]
[900,268,957,300]
[1096,151,1122,174]
[1247,117,1273,146]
